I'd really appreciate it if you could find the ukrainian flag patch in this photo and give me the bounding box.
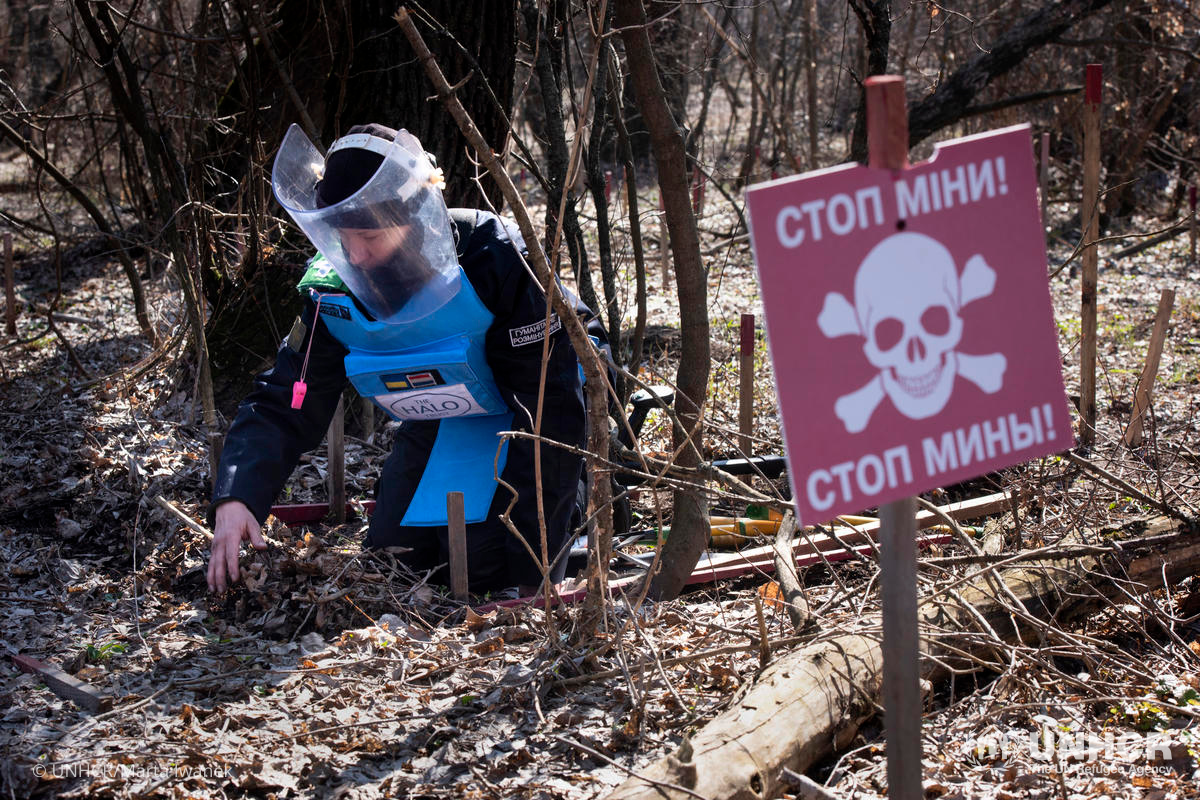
[382,370,444,391]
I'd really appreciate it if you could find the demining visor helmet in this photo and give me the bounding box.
[271,123,460,323]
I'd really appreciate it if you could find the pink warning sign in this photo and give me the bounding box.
[746,124,1072,525]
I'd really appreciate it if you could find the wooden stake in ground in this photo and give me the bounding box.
[803,0,818,169]
[1080,63,1102,446]
[12,654,110,713]
[658,193,671,290]
[360,395,375,445]
[738,313,755,456]
[327,396,345,524]
[864,74,923,800]
[3,233,14,336]
[1123,288,1175,447]
[1190,184,1197,265]
[447,491,468,601]
[1039,131,1050,230]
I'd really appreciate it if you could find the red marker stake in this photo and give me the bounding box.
[865,74,923,800]
[1079,63,1102,446]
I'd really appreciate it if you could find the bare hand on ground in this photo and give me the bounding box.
[207,500,267,593]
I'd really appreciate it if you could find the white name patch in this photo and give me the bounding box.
[509,315,561,347]
[378,385,486,420]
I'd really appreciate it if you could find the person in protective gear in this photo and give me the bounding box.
[207,123,605,596]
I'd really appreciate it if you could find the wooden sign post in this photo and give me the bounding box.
[865,75,923,800]
[1080,64,1102,446]
[746,75,1072,800]
[447,491,469,601]
[738,313,755,456]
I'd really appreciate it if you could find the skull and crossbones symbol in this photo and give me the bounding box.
[817,232,1007,433]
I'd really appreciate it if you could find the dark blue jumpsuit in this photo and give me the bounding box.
[210,210,604,591]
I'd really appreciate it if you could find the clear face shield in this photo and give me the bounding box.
[271,124,461,323]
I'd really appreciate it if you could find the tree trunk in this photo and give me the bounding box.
[616,0,710,602]
[907,0,1113,147]
[611,66,648,407]
[804,0,820,168]
[204,0,516,270]
[621,0,690,163]
[848,0,891,164]
[328,1,516,210]
[1105,59,1198,218]
[203,0,518,408]
[685,3,733,162]
[605,516,1200,800]
[1,0,66,114]
[583,31,625,385]
[518,0,595,302]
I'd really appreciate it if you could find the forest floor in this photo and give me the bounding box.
[1,175,1199,800]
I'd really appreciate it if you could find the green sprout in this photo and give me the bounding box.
[86,641,127,661]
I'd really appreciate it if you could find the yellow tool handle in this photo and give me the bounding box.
[707,514,883,548]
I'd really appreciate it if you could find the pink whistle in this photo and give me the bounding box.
[291,381,307,409]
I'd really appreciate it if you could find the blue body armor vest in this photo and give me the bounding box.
[312,272,512,527]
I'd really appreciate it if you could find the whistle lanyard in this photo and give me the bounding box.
[291,292,343,409]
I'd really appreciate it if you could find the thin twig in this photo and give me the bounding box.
[1064,451,1183,519]
[553,634,813,688]
[152,495,286,548]
[552,734,714,800]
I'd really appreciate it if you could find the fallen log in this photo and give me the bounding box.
[605,515,1199,800]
